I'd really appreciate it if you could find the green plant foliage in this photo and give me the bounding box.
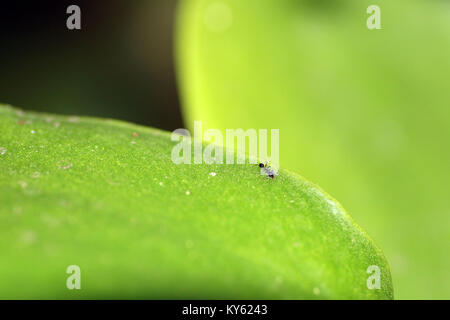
[0,104,392,299]
[176,0,450,299]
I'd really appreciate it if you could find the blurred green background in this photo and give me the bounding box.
[176,0,450,299]
[1,0,448,299]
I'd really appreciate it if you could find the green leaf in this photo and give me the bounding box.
[175,0,450,299]
[0,104,392,299]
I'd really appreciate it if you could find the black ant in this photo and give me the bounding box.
[258,162,275,179]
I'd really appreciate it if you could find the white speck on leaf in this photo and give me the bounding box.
[59,164,73,170]
[31,130,36,134]
[0,147,7,155]
[185,190,190,195]
[21,231,37,245]
[18,181,27,189]
[31,172,40,179]
[327,199,339,215]
[209,172,217,177]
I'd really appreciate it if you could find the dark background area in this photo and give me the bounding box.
[0,0,183,131]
